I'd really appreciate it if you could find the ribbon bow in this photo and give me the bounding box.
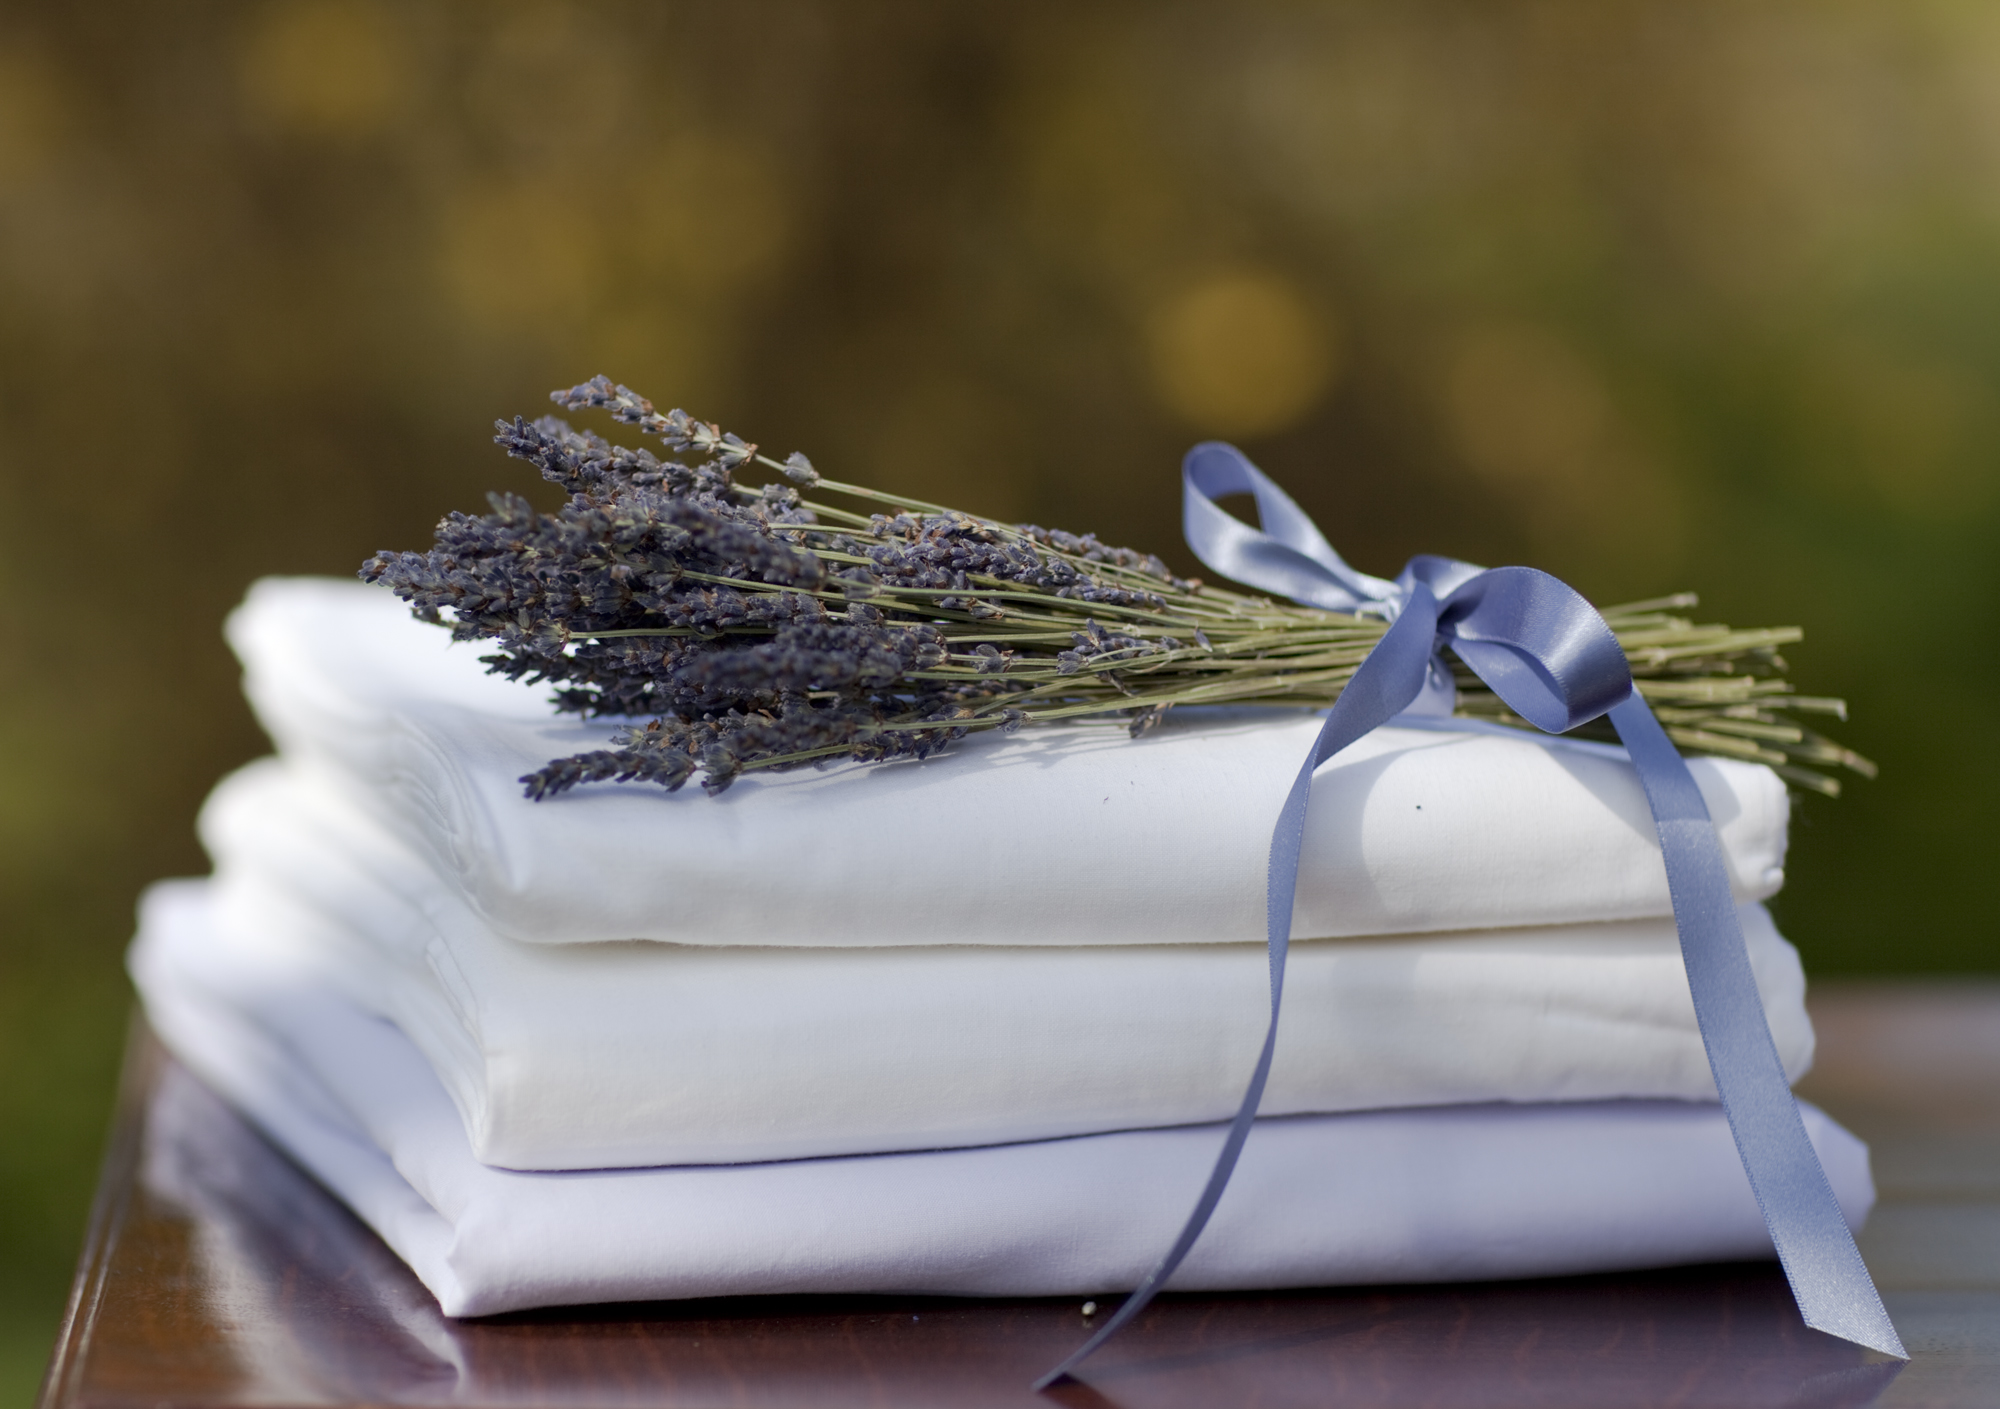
[1036,443,1904,1390]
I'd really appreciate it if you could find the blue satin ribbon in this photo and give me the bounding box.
[1034,442,1904,1390]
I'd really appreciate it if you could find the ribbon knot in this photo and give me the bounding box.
[1186,441,1635,735]
[1035,442,1904,1392]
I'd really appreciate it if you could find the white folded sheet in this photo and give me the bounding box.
[228,578,1790,948]
[200,758,1816,1170]
[129,880,1872,1319]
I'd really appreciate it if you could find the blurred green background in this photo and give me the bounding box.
[3,0,1998,1398]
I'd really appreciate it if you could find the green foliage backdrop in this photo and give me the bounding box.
[3,1,1997,1396]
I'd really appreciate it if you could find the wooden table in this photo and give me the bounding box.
[37,985,2000,1408]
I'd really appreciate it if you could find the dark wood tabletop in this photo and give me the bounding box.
[36,984,2000,1408]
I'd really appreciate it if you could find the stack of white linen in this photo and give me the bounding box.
[129,577,1875,1318]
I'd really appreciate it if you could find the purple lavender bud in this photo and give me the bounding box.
[1128,704,1172,738]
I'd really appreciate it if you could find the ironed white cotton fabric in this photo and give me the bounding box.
[199,758,1816,1170]
[227,578,1791,948]
[129,880,1872,1320]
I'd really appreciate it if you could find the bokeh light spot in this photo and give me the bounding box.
[632,138,790,291]
[1443,322,1682,574]
[0,50,69,188]
[438,180,602,332]
[1445,323,1610,494]
[238,0,408,139]
[1796,341,1998,519]
[1146,270,1338,436]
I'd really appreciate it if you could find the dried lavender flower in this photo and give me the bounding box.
[361,378,1872,798]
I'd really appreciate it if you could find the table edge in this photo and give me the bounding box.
[37,1011,162,1409]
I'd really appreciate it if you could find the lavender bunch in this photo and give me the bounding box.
[362,378,1873,798]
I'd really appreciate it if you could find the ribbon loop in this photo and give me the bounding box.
[1436,567,1633,734]
[1036,444,1905,1391]
[1183,441,1400,613]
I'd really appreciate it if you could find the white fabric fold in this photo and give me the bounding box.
[130,880,1873,1320]
[228,578,1790,948]
[200,758,1816,1170]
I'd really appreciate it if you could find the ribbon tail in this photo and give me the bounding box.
[1033,589,1442,1391]
[1608,694,1907,1360]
